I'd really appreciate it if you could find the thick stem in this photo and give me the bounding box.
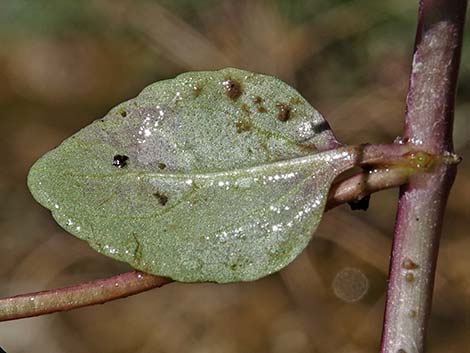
[380,1,467,352]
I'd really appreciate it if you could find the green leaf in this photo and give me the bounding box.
[28,68,355,283]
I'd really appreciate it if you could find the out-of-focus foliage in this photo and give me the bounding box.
[0,1,468,352]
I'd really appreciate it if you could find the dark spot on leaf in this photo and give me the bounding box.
[348,195,370,211]
[192,85,202,97]
[311,121,331,134]
[119,109,127,117]
[253,96,263,104]
[276,103,291,122]
[241,104,250,114]
[253,96,267,113]
[289,97,302,105]
[158,162,167,170]
[153,192,168,206]
[235,120,252,133]
[113,155,129,168]
[223,78,242,100]
[231,263,238,271]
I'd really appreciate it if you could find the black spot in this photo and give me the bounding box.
[276,103,291,122]
[112,155,129,168]
[119,109,127,117]
[311,121,331,134]
[223,78,242,100]
[153,192,168,206]
[158,162,167,170]
[253,96,263,104]
[257,106,267,113]
[348,195,370,211]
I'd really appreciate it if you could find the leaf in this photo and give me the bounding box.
[28,68,355,283]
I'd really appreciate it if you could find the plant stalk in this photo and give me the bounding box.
[0,271,172,321]
[380,1,467,352]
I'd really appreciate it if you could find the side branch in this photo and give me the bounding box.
[0,271,172,321]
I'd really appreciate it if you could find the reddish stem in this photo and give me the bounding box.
[380,1,467,352]
[0,271,172,321]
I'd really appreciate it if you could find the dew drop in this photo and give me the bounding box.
[394,136,408,145]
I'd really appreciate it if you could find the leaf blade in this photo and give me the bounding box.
[28,68,352,283]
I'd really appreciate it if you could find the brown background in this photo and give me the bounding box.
[0,1,469,352]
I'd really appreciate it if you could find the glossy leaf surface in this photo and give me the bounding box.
[28,68,354,283]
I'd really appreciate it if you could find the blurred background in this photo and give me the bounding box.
[0,0,469,352]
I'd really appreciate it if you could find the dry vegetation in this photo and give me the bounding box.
[0,1,468,352]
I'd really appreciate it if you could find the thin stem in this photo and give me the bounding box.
[380,1,467,352]
[0,271,172,321]
[326,167,411,211]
